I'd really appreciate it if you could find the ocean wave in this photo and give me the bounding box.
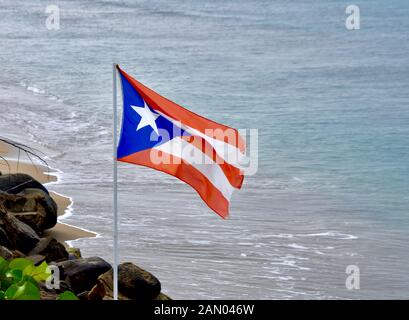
[296,231,358,240]
[288,243,309,250]
[19,80,63,102]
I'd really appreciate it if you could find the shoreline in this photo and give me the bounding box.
[0,138,170,300]
[0,140,96,245]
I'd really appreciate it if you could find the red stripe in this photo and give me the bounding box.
[118,149,230,219]
[181,135,244,189]
[117,65,245,153]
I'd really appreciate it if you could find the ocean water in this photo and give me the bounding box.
[0,0,408,299]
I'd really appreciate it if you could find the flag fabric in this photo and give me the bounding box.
[116,65,245,218]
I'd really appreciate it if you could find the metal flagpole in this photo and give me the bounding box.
[113,63,119,300]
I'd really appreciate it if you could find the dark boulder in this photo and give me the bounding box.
[57,257,111,294]
[0,207,40,253]
[67,247,82,259]
[1,188,57,232]
[77,291,90,300]
[0,173,49,195]
[14,220,40,252]
[29,237,68,263]
[118,262,161,299]
[0,245,13,260]
[26,254,46,265]
[154,293,172,300]
[88,269,129,300]
[0,226,12,248]
[88,262,161,300]
[11,250,25,258]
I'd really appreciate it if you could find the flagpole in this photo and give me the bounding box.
[113,63,119,301]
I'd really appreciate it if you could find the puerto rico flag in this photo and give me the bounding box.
[116,66,245,219]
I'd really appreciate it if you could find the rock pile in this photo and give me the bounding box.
[0,173,170,300]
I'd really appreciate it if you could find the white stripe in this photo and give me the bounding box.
[155,110,245,168]
[184,124,245,167]
[153,137,235,201]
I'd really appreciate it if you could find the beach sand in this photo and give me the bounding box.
[0,140,96,244]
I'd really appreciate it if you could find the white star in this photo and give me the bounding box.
[131,101,160,135]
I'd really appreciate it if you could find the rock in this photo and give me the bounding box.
[57,257,111,294]
[26,254,46,265]
[19,188,57,213]
[38,280,74,300]
[39,282,59,300]
[0,226,12,248]
[11,250,25,258]
[88,270,130,300]
[88,262,161,300]
[0,174,49,195]
[40,289,59,300]
[2,188,57,232]
[0,245,13,259]
[154,293,172,300]
[0,208,40,253]
[29,237,68,263]
[58,281,73,293]
[77,291,90,300]
[41,278,73,294]
[118,263,161,299]
[67,247,82,259]
[14,220,40,253]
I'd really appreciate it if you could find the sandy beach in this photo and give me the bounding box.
[0,139,95,244]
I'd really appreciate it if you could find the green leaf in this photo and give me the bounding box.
[30,261,51,282]
[4,284,18,299]
[0,257,8,276]
[0,276,13,291]
[4,281,40,300]
[22,275,38,287]
[22,264,34,277]
[0,290,4,300]
[57,291,79,300]
[5,269,23,282]
[9,258,34,271]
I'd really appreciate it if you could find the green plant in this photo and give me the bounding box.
[0,257,78,300]
[57,291,79,300]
